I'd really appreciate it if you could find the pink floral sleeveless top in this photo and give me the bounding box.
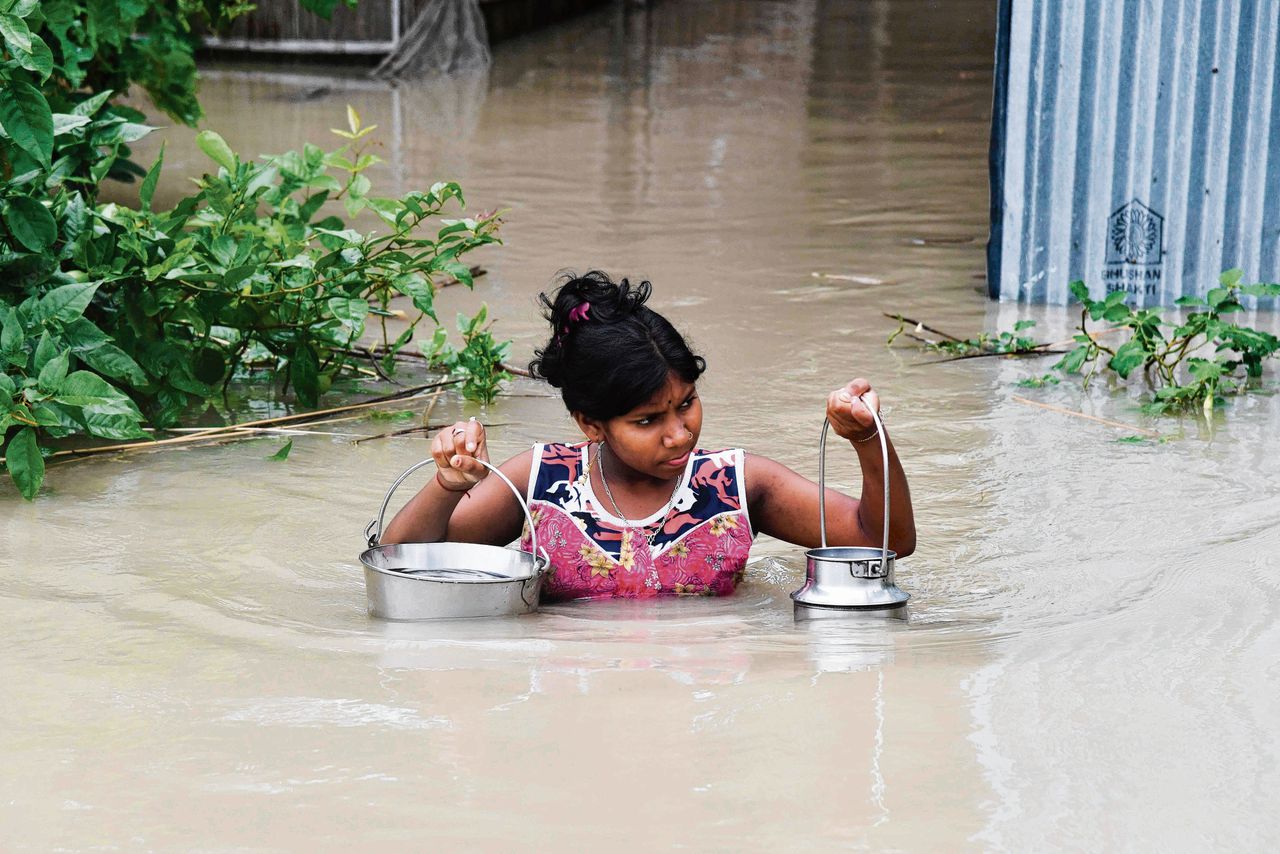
[519,442,755,601]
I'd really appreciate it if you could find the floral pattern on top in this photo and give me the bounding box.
[519,442,755,601]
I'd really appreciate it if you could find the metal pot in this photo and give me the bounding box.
[791,402,910,614]
[359,457,548,620]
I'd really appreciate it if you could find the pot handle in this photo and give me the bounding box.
[818,397,890,560]
[365,456,547,571]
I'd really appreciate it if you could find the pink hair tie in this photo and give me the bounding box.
[559,302,591,340]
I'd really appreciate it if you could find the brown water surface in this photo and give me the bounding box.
[4,0,1280,849]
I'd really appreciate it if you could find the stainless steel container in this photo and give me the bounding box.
[360,458,548,620]
[791,404,910,615]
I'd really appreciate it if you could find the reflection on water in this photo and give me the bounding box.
[4,0,1280,849]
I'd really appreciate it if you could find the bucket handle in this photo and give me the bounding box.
[365,456,547,572]
[818,396,890,562]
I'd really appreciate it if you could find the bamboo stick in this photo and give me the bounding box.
[1010,395,1162,436]
[26,379,463,463]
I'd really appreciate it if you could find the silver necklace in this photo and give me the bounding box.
[596,442,684,553]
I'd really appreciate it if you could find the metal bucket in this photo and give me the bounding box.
[791,402,910,614]
[359,458,548,620]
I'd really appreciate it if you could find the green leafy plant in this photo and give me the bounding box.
[422,304,512,406]
[61,110,503,419]
[1055,271,1280,416]
[4,4,518,501]
[3,110,508,499]
[0,282,147,497]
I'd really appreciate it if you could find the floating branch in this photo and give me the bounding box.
[1011,395,1162,437]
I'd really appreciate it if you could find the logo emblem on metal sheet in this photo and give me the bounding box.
[1106,199,1164,266]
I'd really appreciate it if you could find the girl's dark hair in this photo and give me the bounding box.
[528,271,706,420]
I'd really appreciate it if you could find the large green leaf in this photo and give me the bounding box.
[139,142,164,210]
[0,79,53,167]
[56,371,140,416]
[1108,339,1148,379]
[4,427,44,500]
[0,308,23,354]
[1206,287,1230,308]
[78,344,146,386]
[1055,346,1089,375]
[61,316,111,351]
[36,282,99,323]
[392,273,435,319]
[327,297,369,328]
[51,113,91,136]
[2,195,58,252]
[0,12,33,53]
[59,194,89,259]
[77,411,148,441]
[70,90,113,118]
[1188,358,1227,382]
[7,27,51,79]
[32,331,56,371]
[37,349,69,391]
[1240,283,1280,298]
[196,130,237,173]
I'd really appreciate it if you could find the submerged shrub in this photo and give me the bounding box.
[1056,270,1280,416]
[1,107,508,499]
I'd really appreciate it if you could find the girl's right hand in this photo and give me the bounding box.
[432,418,489,491]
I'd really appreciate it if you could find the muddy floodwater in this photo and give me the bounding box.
[4,0,1280,849]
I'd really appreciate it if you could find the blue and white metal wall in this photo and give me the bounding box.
[988,0,1280,306]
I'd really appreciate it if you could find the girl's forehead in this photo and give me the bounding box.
[631,376,697,413]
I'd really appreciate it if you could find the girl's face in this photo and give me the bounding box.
[577,373,702,481]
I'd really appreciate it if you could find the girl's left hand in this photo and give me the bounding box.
[826,378,880,442]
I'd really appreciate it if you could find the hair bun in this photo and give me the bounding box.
[548,270,651,327]
[528,270,705,418]
[530,271,651,387]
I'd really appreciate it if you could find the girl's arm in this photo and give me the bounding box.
[744,380,916,556]
[381,419,530,547]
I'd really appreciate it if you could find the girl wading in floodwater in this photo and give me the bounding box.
[383,271,916,601]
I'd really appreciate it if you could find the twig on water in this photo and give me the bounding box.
[158,426,361,439]
[353,420,514,445]
[38,379,464,463]
[882,312,966,343]
[1011,395,1161,436]
[353,422,453,445]
[336,340,533,380]
[421,384,446,425]
[918,348,1068,365]
[363,346,404,386]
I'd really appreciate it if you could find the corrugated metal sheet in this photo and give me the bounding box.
[988,0,1280,307]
